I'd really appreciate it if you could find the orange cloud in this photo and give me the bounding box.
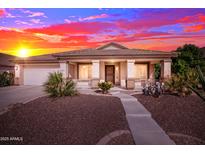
[179,13,205,23]
[184,24,205,32]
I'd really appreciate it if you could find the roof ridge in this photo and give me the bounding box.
[96,42,129,50]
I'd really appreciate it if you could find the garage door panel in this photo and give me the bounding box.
[24,68,59,85]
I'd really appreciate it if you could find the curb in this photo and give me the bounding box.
[96,130,131,145]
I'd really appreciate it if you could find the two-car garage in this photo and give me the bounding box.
[23,64,60,85]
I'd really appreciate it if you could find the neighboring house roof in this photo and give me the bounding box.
[12,54,58,63]
[0,53,16,68]
[12,42,177,63]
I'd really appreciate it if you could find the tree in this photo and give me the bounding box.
[172,44,205,75]
[170,44,205,100]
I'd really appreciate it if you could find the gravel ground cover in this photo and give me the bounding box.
[0,94,134,145]
[134,94,205,145]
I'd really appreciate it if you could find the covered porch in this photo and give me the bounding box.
[59,58,171,90]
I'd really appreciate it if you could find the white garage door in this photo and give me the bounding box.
[24,68,59,85]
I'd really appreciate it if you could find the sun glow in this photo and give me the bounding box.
[18,48,29,57]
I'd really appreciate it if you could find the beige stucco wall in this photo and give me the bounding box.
[69,64,75,79]
[160,59,171,79]
[100,61,105,81]
[100,45,121,50]
[15,64,24,85]
[115,63,120,85]
[149,63,155,79]
[92,60,100,79]
[73,63,77,79]
[60,62,68,78]
[120,61,127,88]
[23,64,60,68]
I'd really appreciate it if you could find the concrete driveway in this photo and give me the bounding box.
[0,86,46,110]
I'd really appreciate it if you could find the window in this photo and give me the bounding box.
[78,64,92,80]
[135,64,148,79]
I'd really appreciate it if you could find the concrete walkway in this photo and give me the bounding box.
[78,86,141,96]
[111,91,175,145]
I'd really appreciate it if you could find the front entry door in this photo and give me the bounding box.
[105,65,115,84]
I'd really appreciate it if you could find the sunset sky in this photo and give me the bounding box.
[0,8,205,57]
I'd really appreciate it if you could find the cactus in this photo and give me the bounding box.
[187,84,205,101]
[196,65,205,91]
[187,65,205,101]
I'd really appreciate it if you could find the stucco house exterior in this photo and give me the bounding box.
[13,42,177,89]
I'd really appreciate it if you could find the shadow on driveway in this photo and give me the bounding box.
[0,86,46,110]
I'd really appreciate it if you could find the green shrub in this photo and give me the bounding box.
[44,72,77,97]
[63,80,77,96]
[196,65,205,91]
[164,74,192,96]
[172,44,205,76]
[98,81,112,94]
[154,63,161,79]
[0,72,14,87]
[165,68,201,97]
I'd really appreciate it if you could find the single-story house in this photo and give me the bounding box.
[13,42,177,89]
[0,53,16,73]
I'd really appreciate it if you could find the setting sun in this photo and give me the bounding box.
[18,48,29,57]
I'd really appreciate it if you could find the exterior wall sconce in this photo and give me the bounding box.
[15,65,19,71]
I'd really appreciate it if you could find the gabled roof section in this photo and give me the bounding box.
[96,42,128,50]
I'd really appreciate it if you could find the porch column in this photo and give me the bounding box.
[149,62,155,80]
[100,61,105,82]
[91,60,100,88]
[14,64,23,85]
[60,61,68,78]
[120,62,127,88]
[160,59,171,80]
[127,60,135,89]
